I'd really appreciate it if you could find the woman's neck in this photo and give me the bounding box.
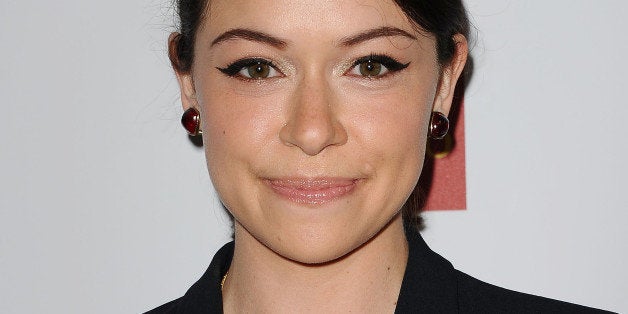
[222,215,408,313]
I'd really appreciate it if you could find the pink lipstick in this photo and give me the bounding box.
[266,178,358,205]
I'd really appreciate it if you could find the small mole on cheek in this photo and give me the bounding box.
[222,130,226,135]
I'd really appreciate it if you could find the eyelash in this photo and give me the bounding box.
[216,54,410,80]
[216,58,282,80]
[347,54,410,78]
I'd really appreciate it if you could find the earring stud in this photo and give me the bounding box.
[181,107,202,136]
[429,111,449,140]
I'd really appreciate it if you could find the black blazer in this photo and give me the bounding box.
[146,229,612,313]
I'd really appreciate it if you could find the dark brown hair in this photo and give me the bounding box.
[169,0,471,230]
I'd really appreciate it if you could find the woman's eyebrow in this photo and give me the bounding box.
[211,28,288,49]
[210,26,415,49]
[340,26,417,46]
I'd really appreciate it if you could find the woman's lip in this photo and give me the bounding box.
[265,178,359,205]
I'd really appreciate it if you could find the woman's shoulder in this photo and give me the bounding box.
[142,242,234,314]
[144,299,180,313]
[399,228,613,313]
[454,270,613,313]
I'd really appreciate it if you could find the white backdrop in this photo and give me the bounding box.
[1,1,626,313]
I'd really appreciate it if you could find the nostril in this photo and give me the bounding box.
[279,115,347,156]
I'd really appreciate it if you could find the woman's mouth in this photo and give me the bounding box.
[265,178,359,205]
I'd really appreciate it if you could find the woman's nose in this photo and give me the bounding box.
[279,78,348,156]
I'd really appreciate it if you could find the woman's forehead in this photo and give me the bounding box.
[204,0,418,39]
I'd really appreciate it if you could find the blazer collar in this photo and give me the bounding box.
[179,242,232,313]
[395,227,459,313]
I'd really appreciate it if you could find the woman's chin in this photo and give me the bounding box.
[268,216,402,265]
[250,219,390,265]
[268,232,367,265]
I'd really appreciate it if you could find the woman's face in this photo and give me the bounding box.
[176,0,464,264]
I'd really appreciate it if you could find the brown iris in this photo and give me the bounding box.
[247,62,271,79]
[359,60,383,77]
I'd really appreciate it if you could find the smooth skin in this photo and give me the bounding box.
[171,0,467,312]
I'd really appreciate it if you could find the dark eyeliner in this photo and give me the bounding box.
[216,58,275,77]
[353,54,410,72]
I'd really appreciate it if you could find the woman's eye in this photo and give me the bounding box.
[349,54,410,78]
[217,58,282,80]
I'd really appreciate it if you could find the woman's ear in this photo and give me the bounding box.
[168,32,197,111]
[432,34,468,115]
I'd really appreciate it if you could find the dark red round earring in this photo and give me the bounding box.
[181,107,202,136]
[429,111,449,140]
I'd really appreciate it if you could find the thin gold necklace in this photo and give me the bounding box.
[220,271,228,290]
